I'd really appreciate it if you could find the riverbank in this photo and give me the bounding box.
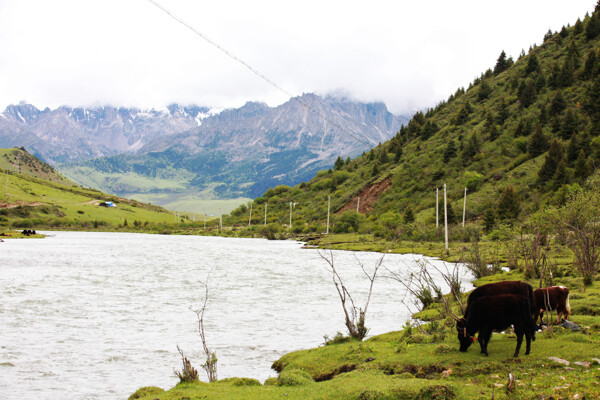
[130,258,600,400]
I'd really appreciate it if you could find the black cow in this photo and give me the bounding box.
[456,294,536,357]
[464,281,536,318]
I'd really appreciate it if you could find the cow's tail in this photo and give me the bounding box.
[566,292,571,314]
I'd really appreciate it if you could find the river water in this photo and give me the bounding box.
[0,231,473,400]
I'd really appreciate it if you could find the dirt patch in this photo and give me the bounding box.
[0,202,43,209]
[314,364,357,382]
[337,177,392,215]
[382,364,446,379]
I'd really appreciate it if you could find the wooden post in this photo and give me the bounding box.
[203,211,206,229]
[219,208,222,230]
[264,203,267,226]
[462,188,467,228]
[436,188,439,229]
[289,202,293,228]
[444,184,448,251]
[326,195,330,234]
[248,203,253,227]
[357,197,360,213]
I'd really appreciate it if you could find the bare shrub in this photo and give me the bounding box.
[318,248,385,341]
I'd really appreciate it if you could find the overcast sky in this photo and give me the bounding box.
[0,1,594,115]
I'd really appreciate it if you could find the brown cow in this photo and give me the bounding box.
[533,286,571,324]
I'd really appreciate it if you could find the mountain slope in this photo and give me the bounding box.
[58,94,406,206]
[0,104,210,164]
[225,10,600,238]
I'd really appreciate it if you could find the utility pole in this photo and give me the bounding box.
[326,195,330,234]
[219,208,222,231]
[436,188,439,229]
[462,188,467,228]
[264,203,267,226]
[356,197,360,213]
[248,203,253,227]
[203,211,206,229]
[289,202,293,228]
[444,184,448,251]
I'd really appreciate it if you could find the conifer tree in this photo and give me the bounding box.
[539,104,549,125]
[586,12,600,40]
[538,139,564,184]
[552,160,569,187]
[483,208,496,232]
[334,156,344,170]
[527,125,549,157]
[574,18,583,35]
[567,132,580,164]
[535,72,547,92]
[497,186,520,221]
[550,91,567,116]
[443,140,457,163]
[489,124,500,141]
[560,108,579,139]
[574,149,590,182]
[525,54,539,75]
[496,99,509,125]
[478,80,493,101]
[421,120,439,140]
[567,40,581,67]
[494,50,510,75]
[461,132,480,162]
[518,79,536,108]
[557,58,575,87]
[583,49,597,79]
[585,77,600,119]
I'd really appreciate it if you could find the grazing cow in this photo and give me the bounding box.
[533,286,571,324]
[463,281,536,318]
[456,294,536,357]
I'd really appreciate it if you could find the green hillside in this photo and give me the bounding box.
[224,10,600,240]
[0,147,182,231]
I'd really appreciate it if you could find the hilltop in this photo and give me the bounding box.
[0,147,179,231]
[224,9,600,240]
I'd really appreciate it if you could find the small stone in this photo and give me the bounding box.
[493,383,504,388]
[490,374,501,379]
[591,358,600,365]
[573,394,581,399]
[574,361,591,368]
[548,357,570,366]
[559,376,566,380]
[564,367,575,371]
[553,386,570,391]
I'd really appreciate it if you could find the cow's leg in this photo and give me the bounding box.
[480,328,491,356]
[514,324,523,357]
[524,328,531,355]
[556,306,565,324]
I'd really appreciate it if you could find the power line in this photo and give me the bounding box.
[146,0,376,146]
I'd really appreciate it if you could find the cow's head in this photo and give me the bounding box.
[455,317,475,352]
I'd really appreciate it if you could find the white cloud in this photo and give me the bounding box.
[0,0,593,114]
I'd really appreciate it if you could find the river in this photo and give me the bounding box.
[0,231,473,400]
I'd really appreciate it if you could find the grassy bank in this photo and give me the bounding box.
[129,240,600,400]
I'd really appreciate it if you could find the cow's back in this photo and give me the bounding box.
[466,281,535,317]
